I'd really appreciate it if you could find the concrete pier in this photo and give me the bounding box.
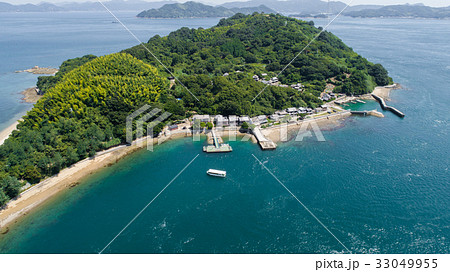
[351,110,384,118]
[203,128,232,153]
[372,94,405,118]
[252,127,277,150]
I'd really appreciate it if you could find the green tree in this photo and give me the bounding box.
[0,175,21,197]
[369,64,391,86]
[23,165,42,184]
[241,121,249,130]
[0,190,8,206]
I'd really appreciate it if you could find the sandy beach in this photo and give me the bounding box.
[263,111,352,143]
[0,129,190,230]
[372,83,401,100]
[0,121,20,146]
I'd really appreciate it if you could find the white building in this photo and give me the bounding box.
[257,115,268,124]
[250,117,260,126]
[269,114,280,121]
[238,116,250,125]
[193,115,210,123]
[228,115,237,127]
[216,115,229,126]
[321,93,331,101]
[276,110,288,116]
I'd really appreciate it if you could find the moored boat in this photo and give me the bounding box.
[206,169,226,177]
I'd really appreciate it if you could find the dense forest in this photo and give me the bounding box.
[0,13,392,205]
[0,53,170,205]
[125,13,391,114]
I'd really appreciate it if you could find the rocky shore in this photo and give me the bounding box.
[16,66,58,75]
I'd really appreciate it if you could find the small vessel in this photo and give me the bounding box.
[206,169,226,177]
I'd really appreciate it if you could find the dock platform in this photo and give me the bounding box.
[252,127,277,150]
[203,128,233,153]
[203,144,232,153]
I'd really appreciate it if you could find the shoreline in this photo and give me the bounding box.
[0,120,20,146]
[372,83,401,101]
[0,130,191,230]
[262,111,351,143]
[15,66,58,75]
[21,87,42,103]
[0,84,398,232]
[260,83,401,142]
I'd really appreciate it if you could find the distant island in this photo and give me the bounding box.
[289,13,329,19]
[0,2,63,12]
[137,1,275,18]
[345,4,450,19]
[0,0,177,12]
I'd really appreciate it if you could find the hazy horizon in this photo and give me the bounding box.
[2,0,449,8]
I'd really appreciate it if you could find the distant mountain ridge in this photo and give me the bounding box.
[137,2,275,18]
[59,0,177,12]
[345,4,450,19]
[221,0,346,14]
[0,2,64,12]
[0,0,446,17]
[0,0,177,12]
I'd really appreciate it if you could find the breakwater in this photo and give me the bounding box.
[372,94,405,118]
[351,110,384,118]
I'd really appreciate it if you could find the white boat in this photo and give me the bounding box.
[206,169,226,177]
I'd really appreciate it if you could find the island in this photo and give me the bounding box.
[0,1,63,12]
[344,4,450,19]
[0,13,393,221]
[137,1,275,18]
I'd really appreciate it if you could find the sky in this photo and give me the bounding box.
[3,0,449,8]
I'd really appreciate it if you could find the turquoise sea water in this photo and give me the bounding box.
[0,14,449,253]
[0,11,219,131]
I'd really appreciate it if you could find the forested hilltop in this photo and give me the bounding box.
[0,54,170,205]
[0,13,392,205]
[124,13,391,115]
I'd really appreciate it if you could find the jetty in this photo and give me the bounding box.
[203,128,232,153]
[252,127,277,150]
[351,110,384,118]
[372,94,405,118]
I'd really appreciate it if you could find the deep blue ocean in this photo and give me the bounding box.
[0,12,449,253]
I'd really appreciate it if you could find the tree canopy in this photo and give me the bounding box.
[0,53,169,205]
